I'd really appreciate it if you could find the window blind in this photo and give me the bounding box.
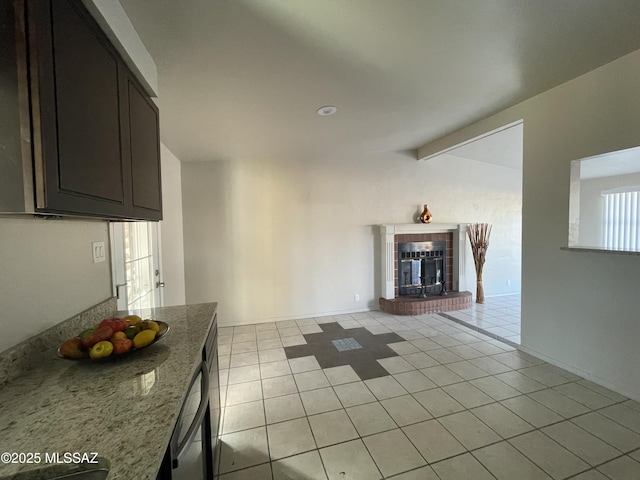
[603,190,640,251]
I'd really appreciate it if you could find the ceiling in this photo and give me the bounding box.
[119,0,640,163]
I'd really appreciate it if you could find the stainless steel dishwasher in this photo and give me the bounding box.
[157,315,220,480]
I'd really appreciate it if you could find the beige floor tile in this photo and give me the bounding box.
[222,400,265,433]
[402,352,439,369]
[572,412,640,452]
[431,452,496,480]
[490,352,536,370]
[232,332,257,343]
[261,375,298,399]
[438,410,501,450]
[470,376,521,401]
[308,409,359,447]
[288,355,321,373]
[402,419,466,463]
[323,365,360,385]
[542,421,621,466]
[473,441,551,480]
[569,470,610,480]
[393,370,437,393]
[225,380,263,406]
[363,429,426,477]
[228,365,261,385]
[346,401,397,436]
[470,402,535,438]
[278,326,302,337]
[419,365,465,386]
[426,348,464,364]
[294,370,330,391]
[624,399,640,412]
[509,430,589,479]
[267,417,316,460]
[260,360,292,379]
[576,379,628,402]
[255,322,277,331]
[257,336,282,349]
[231,341,258,354]
[258,347,287,363]
[275,320,297,329]
[218,427,270,474]
[264,393,305,424]
[219,463,272,480]
[445,360,488,380]
[597,455,640,480]
[470,341,508,356]
[495,370,546,393]
[383,465,439,479]
[409,338,441,351]
[333,381,377,407]
[599,404,640,434]
[501,395,563,428]
[272,451,328,480]
[413,388,465,418]
[447,344,485,360]
[528,389,590,418]
[377,356,415,374]
[364,376,408,400]
[380,394,432,426]
[469,355,513,374]
[519,365,571,387]
[388,341,421,355]
[319,439,382,480]
[442,382,494,408]
[280,335,307,347]
[300,387,342,415]
[552,382,615,410]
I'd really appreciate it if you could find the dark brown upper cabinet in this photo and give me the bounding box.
[0,0,162,220]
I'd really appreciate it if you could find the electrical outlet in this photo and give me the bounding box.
[354,294,360,302]
[92,241,106,263]
[506,279,511,286]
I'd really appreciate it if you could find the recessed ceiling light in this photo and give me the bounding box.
[316,105,337,116]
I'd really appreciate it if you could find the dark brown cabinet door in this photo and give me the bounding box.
[30,0,126,217]
[125,75,162,220]
[25,0,162,220]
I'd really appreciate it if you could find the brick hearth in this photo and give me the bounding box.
[379,291,472,316]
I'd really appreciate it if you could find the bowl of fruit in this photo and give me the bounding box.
[58,315,169,360]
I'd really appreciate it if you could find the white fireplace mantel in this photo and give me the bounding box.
[378,223,469,300]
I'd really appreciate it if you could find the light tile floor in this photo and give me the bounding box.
[215,303,640,480]
[444,293,522,345]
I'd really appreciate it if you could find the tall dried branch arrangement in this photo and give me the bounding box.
[467,223,492,303]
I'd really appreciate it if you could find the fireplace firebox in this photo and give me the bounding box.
[398,241,446,296]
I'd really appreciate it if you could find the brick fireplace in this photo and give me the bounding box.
[378,223,472,315]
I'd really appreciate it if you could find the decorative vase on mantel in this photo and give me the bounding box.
[419,204,433,224]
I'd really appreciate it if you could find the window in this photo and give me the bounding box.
[602,188,640,251]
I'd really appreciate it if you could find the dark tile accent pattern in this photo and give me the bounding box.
[284,323,405,380]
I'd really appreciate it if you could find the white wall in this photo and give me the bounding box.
[418,48,640,400]
[0,218,111,352]
[159,144,186,306]
[181,152,521,326]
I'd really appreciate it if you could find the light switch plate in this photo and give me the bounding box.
[92,241,106,263]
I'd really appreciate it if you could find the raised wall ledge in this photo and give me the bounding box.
[561,246,640,256]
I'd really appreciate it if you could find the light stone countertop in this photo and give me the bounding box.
[0,302,217,480]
